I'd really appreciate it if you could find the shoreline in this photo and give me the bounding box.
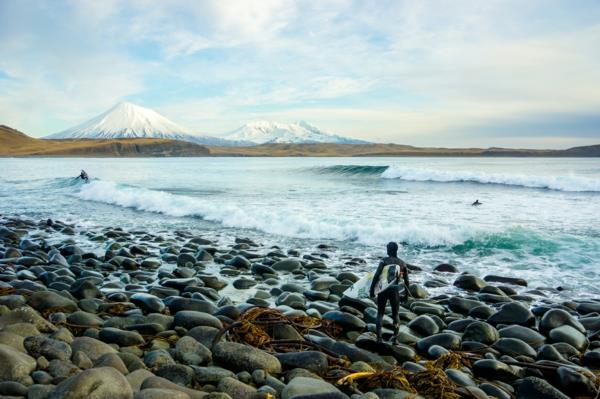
[0,215,599,398]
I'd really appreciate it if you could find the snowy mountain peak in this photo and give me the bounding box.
[45,102,195,140]
[222,120,367,145]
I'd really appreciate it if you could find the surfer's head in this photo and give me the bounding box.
[386,241,398,257]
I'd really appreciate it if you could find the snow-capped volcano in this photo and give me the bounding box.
[222,120,368,145]
[45,102,216,143]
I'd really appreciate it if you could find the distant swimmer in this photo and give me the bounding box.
[78,170,89,181]
[472,199,482,206]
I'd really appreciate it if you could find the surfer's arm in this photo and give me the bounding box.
[402,264,410,288]
[369,261,384,297]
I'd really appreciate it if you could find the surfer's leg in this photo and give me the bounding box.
[376,293,386,343]
[390,289,400,343]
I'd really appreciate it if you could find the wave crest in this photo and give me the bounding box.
[310,164,389,176]
[381,166,600,192]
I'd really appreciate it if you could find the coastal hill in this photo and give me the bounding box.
[208,142,600,157]
[1,124,599,157]
[0,125,210,157]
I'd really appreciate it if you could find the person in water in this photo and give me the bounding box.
[472,199,482,206]
[369,241,410,343]
[79,170,89,181]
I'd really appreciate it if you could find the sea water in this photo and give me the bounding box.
[1,157,599,296]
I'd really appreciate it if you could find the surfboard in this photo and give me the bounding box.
[343,264,402,299]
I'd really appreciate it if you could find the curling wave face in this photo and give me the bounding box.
[381,165,600,192]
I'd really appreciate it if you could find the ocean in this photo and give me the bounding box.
[1,157,599,297]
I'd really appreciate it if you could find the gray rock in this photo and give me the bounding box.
[492,338,537,358]
[174,311,223,330]
[472,359,522,382]
[445,369,476,387]
[453,274,486,291]
[272,259,302,272]
[556,366,596,397]
[275,351,329,374]
[487,302,534,327]
[0,343,36,383]
[217,377,256,399]
[548,325,588,352]
[27,291,78,313]
[134,388,190,399]
[144,349,175,369]
[415,333,461,353]
[282,377,349,399]
[141,376,207,399]
[191,366,234,384]
[539,308,585,335]
[515,377,569,399]
[175,336,212,366]
[322,311,366,331]
[99,327,145,347]
[498,325,545,348]
[213,341,281,374]
[24,335,72,361]
[407,315,439,336]
[49,367,133,399]
[155,364,193,386]
[462,321,498,345]
[70,337,117,361]
[126,369,155,392]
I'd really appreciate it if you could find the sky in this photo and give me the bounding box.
[1,0,599,148]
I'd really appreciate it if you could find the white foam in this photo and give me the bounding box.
[75,180,481,246]
[381,166,600,192]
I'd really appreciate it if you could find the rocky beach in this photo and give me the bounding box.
[0,214,598,399]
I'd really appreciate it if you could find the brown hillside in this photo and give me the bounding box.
[0,125,209,157]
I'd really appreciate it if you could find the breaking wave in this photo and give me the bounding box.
[309,164,389,176]
[381,166,600,192]
[75,180,484,247]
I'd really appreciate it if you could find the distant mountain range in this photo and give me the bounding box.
[45,102,366,146]
[3,124,598,157]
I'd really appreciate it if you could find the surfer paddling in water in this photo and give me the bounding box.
[369,241,410,343]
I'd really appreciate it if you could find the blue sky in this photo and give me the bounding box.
[1,0,599,148]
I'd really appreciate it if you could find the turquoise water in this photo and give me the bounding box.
[1,157,599,296]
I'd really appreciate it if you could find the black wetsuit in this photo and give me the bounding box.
[369,256,410,342]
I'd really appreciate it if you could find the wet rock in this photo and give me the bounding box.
[487,302,534,327]
[462,321,499,345]
[28,291,78,314]
[24,335,72,361]
[99,327,145,347]
[155,364,193,386]
[130,293,165,314]
[167,297,217,314]
[515,377,569,399]
[0,343,36,383]
[225,255,251,269]
[311,276,339,291]
[445,369,476,387]
[0,307,56,332]
[472,359,522,382]
[322,311,366,331]
[49,367,133,399]
[448,297,484,315]
[192,366,235,384]
[144,349,175,369]
[407,315,439,336]
[272,259,302,272]
[415,333,461,353]
[275,351,328,374]
[173,311,223,330]
[282,377,349,399]
[539,309,585,335]
[141,376,206,399]
[0,381,28,396]
[126,369,156,392]
[583,348,600,367]
[134,388,190,399]
[492,337,536,358]
[69,279,102,300]
[213,342,281,374]
[548,325,588,351]
[217,377,256,399]
[498,325,545,348]
[453,274,486,291]
[175,336,212,366]
[93,352,129,375]
[556,366,596,397]
[483,275,527,286]
[434,263,458,273]
[70,336,117,362]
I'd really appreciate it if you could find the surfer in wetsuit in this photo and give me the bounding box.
[369,241,410,343]
[472,199,482,206]
[78,170,89,181]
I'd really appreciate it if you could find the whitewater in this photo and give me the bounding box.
[1,156,599,295]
